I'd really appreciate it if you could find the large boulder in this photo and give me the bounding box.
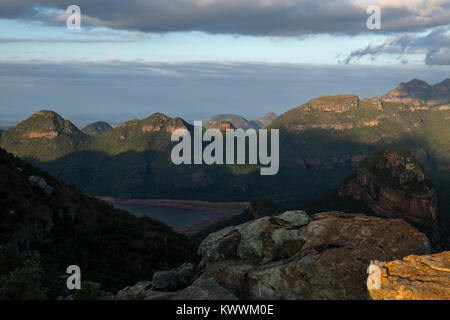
[151,263,196,290]
[367,251,450,300]
[115,278,238,300]
[115,281,177,300]
[170,278,238,300]
[199,213,307,266]
[197,211,431,300]
[116,281,152,299]
[271,210,311,228]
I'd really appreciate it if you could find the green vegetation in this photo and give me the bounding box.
[357,146,433,193]
[73,282,99,300]
[1,94,450,211]
[0,147,196,297]
[0,252,47,300]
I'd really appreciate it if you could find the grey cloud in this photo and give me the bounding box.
[426,48,450,65]
[343,26,450,65]
[0,30,151,43]
[0,37,146,43]
[0,0,449,36]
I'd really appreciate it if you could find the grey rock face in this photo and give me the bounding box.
[152,271,179,290]
[196,212,431,300]
[271,210,311,228]
[198,227,241,263]
[171,278,238,300]
[29,175,54,195]
[116,281,152,299]
[152,263,196,290]
[172,263,196,288]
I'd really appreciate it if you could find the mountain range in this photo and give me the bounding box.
[381,79,450,107]
[1,79,450,299]
[0,79,449,212]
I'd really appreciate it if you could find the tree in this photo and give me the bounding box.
[0,252,48,300]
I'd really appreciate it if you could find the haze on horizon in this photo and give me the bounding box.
[0,0,449,124]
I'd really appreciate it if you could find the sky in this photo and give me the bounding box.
[0,0,449,127]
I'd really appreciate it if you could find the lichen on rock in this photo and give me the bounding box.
[367,251,450,300]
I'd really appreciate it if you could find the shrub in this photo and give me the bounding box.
[0,252,48,300]
[73,282,99,300]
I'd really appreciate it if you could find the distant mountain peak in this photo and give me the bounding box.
[33,110,61,117]
[14,110,81,138]
[0,110,87,162]
[81,121,113,136]
[204,114,259,130]
[31,110,68,124]
[269,94,390,131]
[404,79,431,87]
[143,112,171,122]
[252,112,279,128]
[264,112,278,118]
[382,78,449,107]
[111,113,190,143]
[436,78,450,85]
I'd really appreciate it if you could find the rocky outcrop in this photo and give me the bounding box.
[28,131,60,139]
[338,147,438,231]
[171,278,239,300]
[204,114,260,130]
[165,125,188,134]
[382,79,450,107]
[152,263,196,290]
[115,278,238,300]
[367,251,450,300]
[270,210,311,227]
[115,281,178,300]
[382,79,432,106]
[196,211,430,300]
[116,281,153,299]
[29,175,54,195]
[269,95,387,132]
[304,94,360,113]
[212,121,236,130]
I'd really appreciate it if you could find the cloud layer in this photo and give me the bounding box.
[0,0,449,36]
[344,26,450,65]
